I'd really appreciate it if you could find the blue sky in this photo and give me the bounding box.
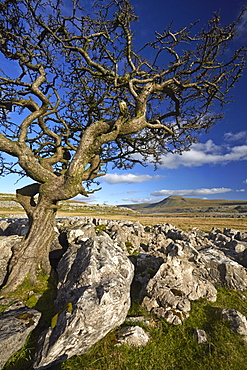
[1,0,247,205]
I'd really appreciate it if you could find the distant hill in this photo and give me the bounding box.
[118,196,247,215]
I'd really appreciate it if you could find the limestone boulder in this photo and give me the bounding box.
[130,253,164,301]
[65,223,96,244]
[146,233,173,255]
[242,249,247,268]
[208,227,222,240]
[56,218,96,245]
[115,326,150,347]
[142,242,217,325]
[194,329,208,344]
[235,231,247,242]
[0,219,11,236]
[1,218,29,236]
[223,228,239,239]
[221,308,247,342]
[108,220,147,255]
[199,247,247,290]
[33,234,134,370]
[151,224,212,250]
[0,235,22,286]
[225,239,247,254]
[221,239,247,266]
[0,303,41,369]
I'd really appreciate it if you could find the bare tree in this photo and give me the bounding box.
[0,0,246,291]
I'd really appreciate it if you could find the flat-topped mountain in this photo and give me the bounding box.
[119,196,247,214]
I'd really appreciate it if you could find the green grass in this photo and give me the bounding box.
[2,286,247,370]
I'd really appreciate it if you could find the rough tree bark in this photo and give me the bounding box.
[2,184,58,292]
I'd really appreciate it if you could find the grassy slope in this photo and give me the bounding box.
[119,195,247,214]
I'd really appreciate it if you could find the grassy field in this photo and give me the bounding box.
[0,207,246,233]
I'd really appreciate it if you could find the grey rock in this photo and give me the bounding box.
[242,249,247,268]
[236,231,247,242]
[191,227,207,238]
[208,228,231,247]
[215,233,231,245]
[223,239,247,265]
[2,218,29,236]
[208,227,222,239]
[142,242,217,325]
[126,316,156,327]
[33,234,134,370]
[130,253,164,301]
[225,239,247,254]
[108,220,147,255]
[221,308,247,342]
[0,219,11,236]
[3,299,26,312]
[194,329,208,344]
[147,234,173,255]
[65,224,96,245]
[0,235,22,286]
[223,228,239,239]
[166,228,188,242]
[57,218,148,255]
[0,304,41,369]
[150,224,212,251]
[200,247,247,290]
[150,223,175,235]
[115,326,149,347]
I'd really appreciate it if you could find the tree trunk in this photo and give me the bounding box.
[2,192,57,293]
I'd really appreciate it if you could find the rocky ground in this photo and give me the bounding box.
[0,216,247,369]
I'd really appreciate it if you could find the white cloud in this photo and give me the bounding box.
[236,189,245,192]
[101,173,161,184]
[224,131,247,142]
[243,179,247,184]
[122,197,163,204]
[236,11,247,40]
[151,187,232,197]
[160,140,247,169]
[72,194,97,203]
[122,187,233,203]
